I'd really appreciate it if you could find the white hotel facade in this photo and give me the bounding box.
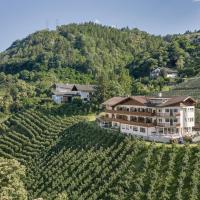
[98,95,196,142]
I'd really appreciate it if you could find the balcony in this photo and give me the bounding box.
[157,123,180,127]
[98,116,155,127]
[156,112,180,117]
[106,109,156,117]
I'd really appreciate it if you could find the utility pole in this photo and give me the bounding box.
[46,20,49,30]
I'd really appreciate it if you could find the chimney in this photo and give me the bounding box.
[158,92,162,97]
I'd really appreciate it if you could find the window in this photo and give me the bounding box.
[126,125,129,130]
[113,123,118,127]
[133,127,138,131]
[158,109,162,113]
[174,119,178,123]
[122,124,125,129]
[165,109,169,112]
[158,118,162,123]
[130,116,137,122]
[165,118,169,123]
[159,128,163,133]
[140,127,145,133]
[174,109,178,112]
[130,126,132,129]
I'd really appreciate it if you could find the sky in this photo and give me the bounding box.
[0,0,200,52]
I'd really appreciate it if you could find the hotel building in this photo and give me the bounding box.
[98,95,196,142]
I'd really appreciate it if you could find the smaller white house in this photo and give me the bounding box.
[150,67,178,79]
[52,83,95,104]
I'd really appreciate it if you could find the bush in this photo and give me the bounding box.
[170,138,179,144]
[183,136,192,143]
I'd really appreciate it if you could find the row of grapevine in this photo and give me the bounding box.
[0,109,85,164]
[2,109,200,199]
[25,123,200,200]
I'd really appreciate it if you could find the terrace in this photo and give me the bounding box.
[106,108,156,117]
[99,116,155,127]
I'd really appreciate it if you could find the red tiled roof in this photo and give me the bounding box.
[130,96,149,104]
[103,96,149,107]
[102,97,126,106]
[158,96,196,107]
[102,96,196,107]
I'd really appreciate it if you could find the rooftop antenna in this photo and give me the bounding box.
[56,19,59,28]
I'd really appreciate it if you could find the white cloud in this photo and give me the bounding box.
[193,0,200,2]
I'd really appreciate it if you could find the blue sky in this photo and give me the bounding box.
[0,0,200,52]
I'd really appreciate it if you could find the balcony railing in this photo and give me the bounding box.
[157,123,180,127]
[106,109,180,117]
[106,109,156,117]
[98,116,155,127]
[156,112,180,117]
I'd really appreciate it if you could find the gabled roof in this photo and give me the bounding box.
[102,95,197,107]
[103,96,149,107]
[131,96,149,105]
[102,97,126,106]
[55,83,74,90]
[157,96,196,107]
[53,83,96,92]
[72,84,95,92]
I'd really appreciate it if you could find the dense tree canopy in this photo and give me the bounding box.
[1,23,200,78]
[0,157,28,200]
[0,23,200,112]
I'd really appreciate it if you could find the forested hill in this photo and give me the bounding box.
[0,23,164,76]
[1,22,200,78]
[0,23,200,115]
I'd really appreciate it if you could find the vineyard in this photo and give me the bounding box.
[161,77,200,100]
[174,77,200,89]
[0,109,85,164]
[1,110,200,199]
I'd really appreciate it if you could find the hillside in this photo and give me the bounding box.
[1,23,200,77]
[0,23,200,114]
[158,77,200,100]
[1,23,200,199]
[0,23,165,76]
[1,109,200,199]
